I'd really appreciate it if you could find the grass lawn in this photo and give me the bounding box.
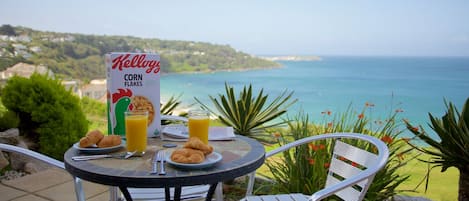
[396,158,459,201]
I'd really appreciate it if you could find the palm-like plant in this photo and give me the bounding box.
[195,83,297,140]
[160,94,185,125]
[405,98,469,201]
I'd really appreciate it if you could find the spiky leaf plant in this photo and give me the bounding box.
[195,83,297,141]
[405,98,469,201]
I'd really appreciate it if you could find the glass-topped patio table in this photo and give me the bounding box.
[64,135,265,201]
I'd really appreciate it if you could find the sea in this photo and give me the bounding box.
[160,56,469,139]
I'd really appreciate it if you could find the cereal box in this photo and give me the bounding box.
[105,53,161,137]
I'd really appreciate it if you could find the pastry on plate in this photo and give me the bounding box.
[171,148,205,164]
[79,130,105,148]
[183,137,213,155]
[97,135,122,148]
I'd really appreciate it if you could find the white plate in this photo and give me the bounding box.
[166,152,222,170]
[72,142,125,154]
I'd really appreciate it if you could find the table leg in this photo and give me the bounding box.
[118,186,133,201]
[205,183,218,201]
[165,186,170,201]
[174,186,182,201]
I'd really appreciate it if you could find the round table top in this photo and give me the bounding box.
[64,135,265,188]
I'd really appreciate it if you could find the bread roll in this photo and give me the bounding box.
[97,135,122,148]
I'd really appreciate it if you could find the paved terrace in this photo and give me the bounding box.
[1,168,110,201]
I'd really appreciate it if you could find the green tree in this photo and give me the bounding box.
[1,73,88,160]
[0,24,16,35]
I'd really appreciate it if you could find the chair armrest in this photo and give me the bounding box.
[0,143,64,169]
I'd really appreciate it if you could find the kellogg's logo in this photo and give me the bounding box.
[112,54,160,74]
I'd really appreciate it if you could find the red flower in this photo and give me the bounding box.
[309,143,319,151]
[321,110,332,116]
[411,127,419,132]
[273,132,281,139]
[324,162,330,169]
[319,144,326,150]
[381,135,393,144]
[327,122,333,128]
[358,113,364,119]
[308,158,315,165]
[365,102,375,107]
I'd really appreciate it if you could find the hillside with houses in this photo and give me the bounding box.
[0,25,280,81]
[0,62,106,102]
[0,24,281,102]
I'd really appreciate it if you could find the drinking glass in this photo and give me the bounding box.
[125,110,148,155]
[188,109,210,144]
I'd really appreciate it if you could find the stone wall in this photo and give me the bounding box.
[0,128,52,174]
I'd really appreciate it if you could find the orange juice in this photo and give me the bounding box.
[125,111,148,154]
[188,117,210,144]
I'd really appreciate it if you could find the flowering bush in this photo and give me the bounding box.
[260,103,417,200]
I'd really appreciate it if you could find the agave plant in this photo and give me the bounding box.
[161,94,183,116]
[195,83,297,140]
[405,98,469,201]
[160,94,185,125]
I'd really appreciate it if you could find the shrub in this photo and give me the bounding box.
[1,73,88,160]
[0,109,20,131]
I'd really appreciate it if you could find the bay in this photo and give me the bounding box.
[161,56,469,138]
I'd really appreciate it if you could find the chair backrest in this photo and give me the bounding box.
[324,140,379,201]
[309,133,389,201]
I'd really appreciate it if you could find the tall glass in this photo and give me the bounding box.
[125,110,148,155]
[188,109,210,144]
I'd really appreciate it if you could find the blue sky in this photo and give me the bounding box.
[1,0,468,56]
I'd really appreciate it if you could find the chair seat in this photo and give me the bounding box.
[242,193,309,201]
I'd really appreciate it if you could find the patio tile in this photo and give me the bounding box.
[87,192,110,201]
[2,168,71,192]
[10,194,50,201]
[36,180,108,201]
[0,183,27,200]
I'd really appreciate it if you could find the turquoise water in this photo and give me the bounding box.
[161,56,469,138]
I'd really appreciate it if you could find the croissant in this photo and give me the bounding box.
[79,130,105,148]
[171,148,205,164]
[97,135,122,148]
[183,137,213,155]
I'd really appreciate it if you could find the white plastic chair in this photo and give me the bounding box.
[241,132,389,201]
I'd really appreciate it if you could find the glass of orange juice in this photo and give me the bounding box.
[125,110,148,155]
[188,109,210,144]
